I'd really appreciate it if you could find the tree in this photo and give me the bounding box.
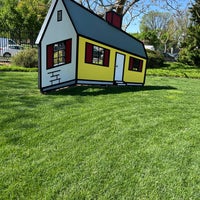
[139,11,173,52]
[75,0,192,30]
[16,0,49,45]
[77,0,148,30]
[140,11,171,31]
[0,0,192,45]
[132,30,160,49]
[0,0,20,30]
[179,0,200,66]
[139,8,191,53]
[190,0,200,24]
[0,0,48,45]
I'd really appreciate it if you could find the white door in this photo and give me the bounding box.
[114,53,125,81]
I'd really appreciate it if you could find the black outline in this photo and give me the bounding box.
[80,34,147,60]
[62,0,78,33]
[41,79,76,93]
[143,60,148,85]
[38,44,42,91]
[37,0,148,92]
[61,0,147,59]
[37,0,58,93]
[38,0,58,45]
[37,0,148,59]
[63,0,145,46]
[75,35,79,85]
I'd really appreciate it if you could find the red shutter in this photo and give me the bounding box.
[47,44,54,69]
[139,60,143,72]
[129,57,133,70]
[66,39,72,64]
[103,49,110,66]
[85,43,93,63]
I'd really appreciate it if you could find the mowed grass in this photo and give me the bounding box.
[0,72,200,199]
[147,62,200,79]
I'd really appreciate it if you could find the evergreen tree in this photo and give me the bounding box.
[190,0,200,24]
[179,0,200,66]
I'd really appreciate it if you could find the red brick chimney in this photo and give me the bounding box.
[106,11,122,29]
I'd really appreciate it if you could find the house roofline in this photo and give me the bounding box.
[35,0,58,44]
[67,0,144,46]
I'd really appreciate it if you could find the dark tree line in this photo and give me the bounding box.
[179,0,200,67]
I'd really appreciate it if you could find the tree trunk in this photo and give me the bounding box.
[116,0,126,15]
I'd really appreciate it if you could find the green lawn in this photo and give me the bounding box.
[147,62,200,79]
[0,64,38,72]
[0,72,200,199]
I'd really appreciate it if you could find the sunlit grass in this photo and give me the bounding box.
[147,62,200,79]
[0,64,37,72]
[0,72,200,199]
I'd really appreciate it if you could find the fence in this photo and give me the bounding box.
[0,28,37,62]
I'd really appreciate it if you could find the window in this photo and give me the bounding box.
[57,10,62,21]
[53,42,65,66]
[47,39,72,69]
[85,43,110,66]
[129,57,143,72]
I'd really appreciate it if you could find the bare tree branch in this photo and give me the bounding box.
[122,0,140,16]
[74,0,192,31]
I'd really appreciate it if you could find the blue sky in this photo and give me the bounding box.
[126,0,193,33]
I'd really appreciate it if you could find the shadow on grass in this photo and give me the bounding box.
[48,85,177,96]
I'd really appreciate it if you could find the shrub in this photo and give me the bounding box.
[12,48,38,68]
[146,49,164,68]
[178,48,200,67]
[178,48,193,65]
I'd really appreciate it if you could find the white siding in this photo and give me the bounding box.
[40,0,77,88]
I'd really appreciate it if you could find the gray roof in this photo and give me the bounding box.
[37,0,147,58]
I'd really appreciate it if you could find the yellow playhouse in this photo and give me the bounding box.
[36,0,148,92]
